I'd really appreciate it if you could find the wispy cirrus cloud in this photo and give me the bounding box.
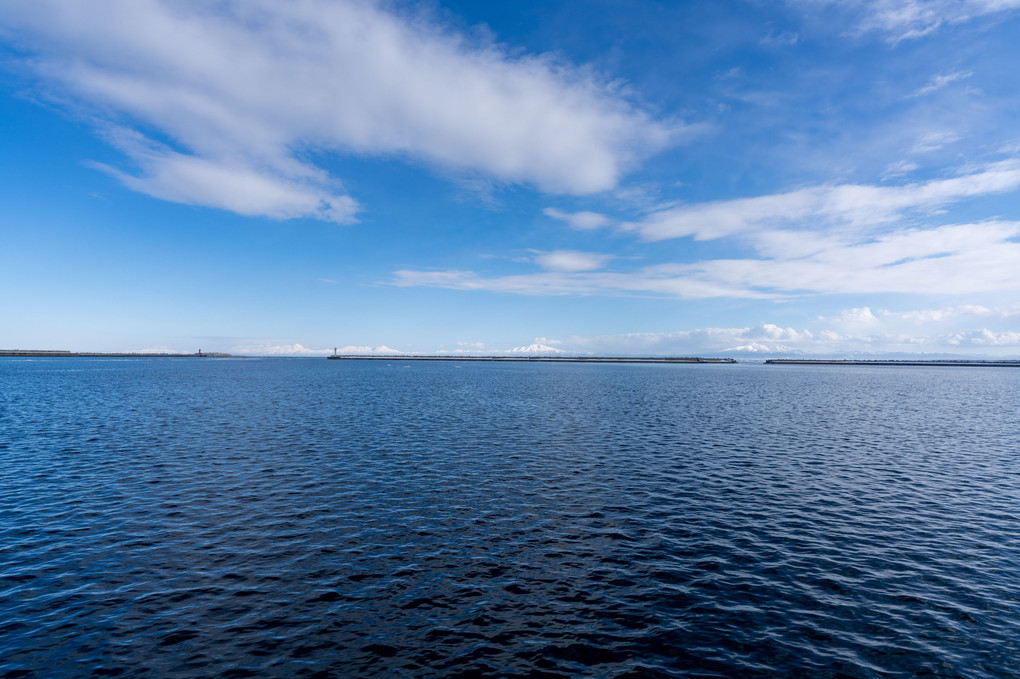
[542,208,613,230]
[912,70,973,97]
[398,155,1020,300]
[819,0,1020,42]
[882,160,920,179]
[533,250,613,272]
[93,129,359,222]
[759,30,800,47]
[391,268,778,300]
[910,130,960,154]
[0,0,681,223]
[627,161,1020,242]
[885,304,1020,323]
[394,217,1020,300]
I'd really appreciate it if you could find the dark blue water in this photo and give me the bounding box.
[2,358,1018,678]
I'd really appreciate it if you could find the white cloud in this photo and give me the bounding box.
[555,327,751,355]
[857,303,1020,326]
[392,219,1020,299]
[533,250,613,272]
[390,267,778,299]
[821,306,880,326]
[744,324,814,341]
[548,313,1020,356]
[0,0,680,222]
[506,343,566,354]
[880,304,1018,323]
[94,129,359,222]
[232,342,332,356]
[626,161,1020,242]
[332,345,402,355]
[760,30,800,47]
[723,343,803,354]
[409,339,566,355]
[835,0,1020,41]
[911,130,960,154]
[311,307,1012,356]
[946,329,1020,346]
[803,303,1020,353]
[550,325,836,356]
[365,345,401,355]
[231,342,401,355]
[696,221,1020,295]
[543,208,614,230]
[912,70,973,97]
[393,125,1020,306]
[882,160,920,179]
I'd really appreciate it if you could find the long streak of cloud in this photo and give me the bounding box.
[0,0,679,222]
[628,161,1020,243]
[393,222,1020,299]
[398,158,1020,300]
[812,0,1020,42]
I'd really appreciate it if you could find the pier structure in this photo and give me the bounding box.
[327,355,736,364]
[765,359,1020,367]
[0,350,235,358]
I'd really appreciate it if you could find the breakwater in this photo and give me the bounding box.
[0,350,235,358]
[327,355,736,363]
[766,358,1020,367]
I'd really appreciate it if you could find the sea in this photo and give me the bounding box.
[1,357,1018,678]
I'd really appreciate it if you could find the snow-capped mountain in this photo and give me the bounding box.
[505,343,567,354]
[721,342,803,354]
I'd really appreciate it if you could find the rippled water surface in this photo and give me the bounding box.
[2,358,1019,677]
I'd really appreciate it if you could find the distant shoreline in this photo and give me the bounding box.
[327,355,737,363]
[0,350,237,358]
[5,352,1017,366]
[765,359,1020,367]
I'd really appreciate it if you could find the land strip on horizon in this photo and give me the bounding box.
[765,359,1020,367]
[0,350,236,358]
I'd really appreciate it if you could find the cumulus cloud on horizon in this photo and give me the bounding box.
[547,303,1020,356]
[0,0,680,223]
[231,342,402,356]
[228,303,1020,357]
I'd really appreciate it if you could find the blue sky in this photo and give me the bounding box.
[2,0,1020,356]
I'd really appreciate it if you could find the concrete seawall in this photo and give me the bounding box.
[765,359,1020,367]
[1,350,236,358]
[328,355,737,364]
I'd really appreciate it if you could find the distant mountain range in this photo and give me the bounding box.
[505,343,567,355]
